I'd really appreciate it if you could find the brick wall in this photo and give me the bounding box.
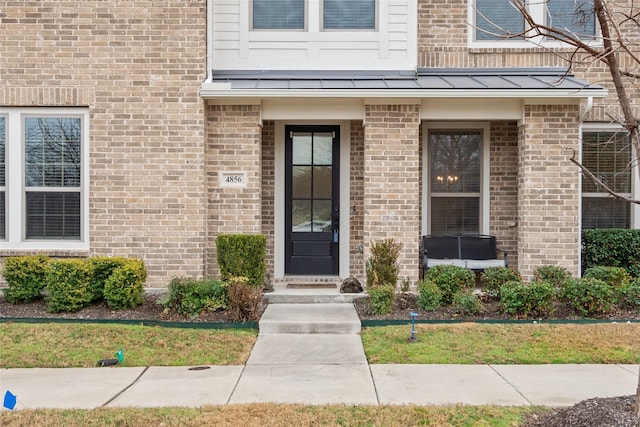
[489,121,519,270]
[363,104,421,284]
[0,1,207,287]
[518,105,581,279]
[205,104,263,279]
[349,121,365,282]
[261,121,276,279]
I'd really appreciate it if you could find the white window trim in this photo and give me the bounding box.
[422,122,490,235]
[0,107,89,251]
[580,123,638,229]
[468,1,602,49]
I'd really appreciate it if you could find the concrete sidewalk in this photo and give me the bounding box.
[1,363,638,409]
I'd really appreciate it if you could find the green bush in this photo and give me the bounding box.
[87,257,129,302]
[368,284,395,315]
[424,265,475,305]
[1,255,50,303]
[616,279,640,310]
[216,234,266,287]
[583,266,631,289]
[366,239,402,289]
[226,278,263,322]
[499,281,555,318]
[582,229,640,277]
[452,289,481,315]
[480,267,522,299]
[416,279,442,311]
[103,259,147,310]
[533,265,572,287]
[164,277,228,318]
[560,277,616,317]
[45,259,93,313]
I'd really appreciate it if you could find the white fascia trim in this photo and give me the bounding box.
[200,87,608,100]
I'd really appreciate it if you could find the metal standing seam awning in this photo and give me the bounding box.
[200,68,607,99]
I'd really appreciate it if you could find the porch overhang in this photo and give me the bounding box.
[200,68,607,100]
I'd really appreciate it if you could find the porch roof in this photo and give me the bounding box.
[200,68,607,99]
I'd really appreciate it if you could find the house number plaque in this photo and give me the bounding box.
[219,172,247,188]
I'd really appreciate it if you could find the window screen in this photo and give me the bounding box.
[475,0,525,40]
[429,131,482,235]
[253,0,304,29]
[24,117,82,239]
[581,131,631,229]
[323,0,375,30]
[546,0,595,38]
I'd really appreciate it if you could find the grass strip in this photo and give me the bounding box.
[0,323,257,368]
[362,323,640,364]
[0,404,542,427]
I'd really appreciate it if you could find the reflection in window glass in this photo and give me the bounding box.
[547,0,595,38]
[475,0,524,40]
[313,133,333,165]
[292,133,312,164]
[24,117,82,240]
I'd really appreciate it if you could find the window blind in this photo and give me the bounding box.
[253,0,304,29]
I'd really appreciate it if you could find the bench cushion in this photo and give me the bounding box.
[465,259,506,271]
[426,259,467,269]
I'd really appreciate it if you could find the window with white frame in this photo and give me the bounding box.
[1,108,88,249]
[251,0,376,30]
[472,0,595,44]
[0,116,5,240]
[429,130,482,234]
[581,130,632,229]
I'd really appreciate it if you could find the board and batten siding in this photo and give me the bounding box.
[211,0,417,70]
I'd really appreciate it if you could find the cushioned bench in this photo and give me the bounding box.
[422,234,508,278]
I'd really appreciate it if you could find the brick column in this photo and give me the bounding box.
[518,104,581,279]
[363,104,421,285]
[205,104,263,278]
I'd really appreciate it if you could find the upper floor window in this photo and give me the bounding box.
[251,0,376,31]
[323,0,376,30]
[472,0,595,44]
[1,108,89,250]
[252,0,305,30]
[581,130,632,229]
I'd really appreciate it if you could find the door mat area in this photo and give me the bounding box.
[286,283,338,289]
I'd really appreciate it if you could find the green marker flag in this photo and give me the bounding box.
[116,348,124,364]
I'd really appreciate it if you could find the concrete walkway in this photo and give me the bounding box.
[1,300,638,410]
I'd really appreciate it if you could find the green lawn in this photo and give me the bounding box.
[362,322,640,364]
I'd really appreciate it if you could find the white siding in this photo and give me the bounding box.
[211,0,417,70]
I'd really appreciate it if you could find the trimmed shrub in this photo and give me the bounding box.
[616,279,640,310]
[533,265,572,287]
[499,281,555,318]
[216,234,266,287]
[366,239,402,289]
[424,265,475,305]
[560,277,616,317]
[1,255,49,303]
[87,257,129,302]
[103,259,147,310]
[45,259,93,313]
[452,289,481,315]
[583,266,631,289]
[163,277,228,318]
[368,284,395,315]
[480,267,522,300]
[582,229,640,277]
[416,279,442,311]
[226,277,263,322]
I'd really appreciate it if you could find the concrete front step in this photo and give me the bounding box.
[259,303,361,334]
[265,288,367,304]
